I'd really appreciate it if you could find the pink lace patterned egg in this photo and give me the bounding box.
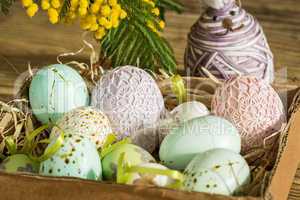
[212,76,285,153]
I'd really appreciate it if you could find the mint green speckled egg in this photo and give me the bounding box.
[102,144,155,181]
[29,64,90,124]
[0,154,39,173]
[159,115,241,170]
[183,149,250,195]
[39,134,102,181]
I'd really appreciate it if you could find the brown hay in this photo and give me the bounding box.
[5,66,299,197]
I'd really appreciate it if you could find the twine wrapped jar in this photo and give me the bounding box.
[185,0,274,83]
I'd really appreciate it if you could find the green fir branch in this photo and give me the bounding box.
[0,0,183,74]
[59,0,71,18]
[0,0,15,15]
[157,0,184,20]
[100,0,181,74]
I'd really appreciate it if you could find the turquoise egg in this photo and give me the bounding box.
[102,144,156,181]
[159,115,241,170]
[39,134,102,181]
[0,154,39,173]
[29,64,90,124]
[183,149,250,196]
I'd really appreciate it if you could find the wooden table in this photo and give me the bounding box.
[0,0,300,199]
[0,0,300,101]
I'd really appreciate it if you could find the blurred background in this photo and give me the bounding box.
[0,0,299,101]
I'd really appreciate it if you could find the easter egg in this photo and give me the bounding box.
[132,101,210,154]
[29,64,90,124]
[102,144,155,180]
[159,115,241,170]
[183,149,250,196]
[185,0,274,83]
[212,76,285,153]
[91,66,165,138]
[124,163,175,187]
[203,0,235,9]
[170,101,210,122]
[51,106,112,149]
[40,134,102,181]
[0,154,39,173]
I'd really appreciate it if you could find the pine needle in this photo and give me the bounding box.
[59,0,71,19]
[101,0,179,74]
[0,0,15,15]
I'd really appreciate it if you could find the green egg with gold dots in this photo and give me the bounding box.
[39,134,102,181]
[183,149,250,196]
[101,144,155,181]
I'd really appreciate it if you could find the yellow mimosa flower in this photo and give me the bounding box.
[41,0,50,10]
[51,0,60,9]
[22,0,33,7]
[101,5,111,17]
[26,3,38,17]
[120,9,127,19]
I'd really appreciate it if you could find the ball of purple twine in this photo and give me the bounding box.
[185,0,274,83]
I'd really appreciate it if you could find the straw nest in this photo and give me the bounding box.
[0,67,299,197]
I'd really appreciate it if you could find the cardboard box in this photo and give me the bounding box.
[0,78,299,200]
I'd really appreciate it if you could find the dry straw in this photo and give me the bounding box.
[1,47,298,197]
[1,61,298,197]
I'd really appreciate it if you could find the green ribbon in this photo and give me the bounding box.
[3,124,64,163]
[4,136,17,155]
[171,74,187,104]
[117,152,127,184]
[117,152,184,189]
[22,124,50,154]
[100,137,131,159]
[101,133,118,150]
[32,130,64,162]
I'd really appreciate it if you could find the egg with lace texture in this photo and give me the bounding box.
[212,76,285,154]
[91,65,165,138]
[51,106,112,149]
[183,148,250,196]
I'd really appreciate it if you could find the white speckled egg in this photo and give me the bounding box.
[124,163,175,187]
[212,76,285,153]
[183,149,250,196]
[159,115,241,170]
[170,101,210,122]
[39,134,102,180]
[51,106,112,149]
[91,66,165,138]
[29,64,90,124]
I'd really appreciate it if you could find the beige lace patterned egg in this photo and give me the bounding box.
[212,76,285,153]
[51,106,112,149]
[91,66,165,139]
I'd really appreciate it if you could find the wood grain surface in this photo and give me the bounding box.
[0,0,300,101]
[0,0,300,199]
